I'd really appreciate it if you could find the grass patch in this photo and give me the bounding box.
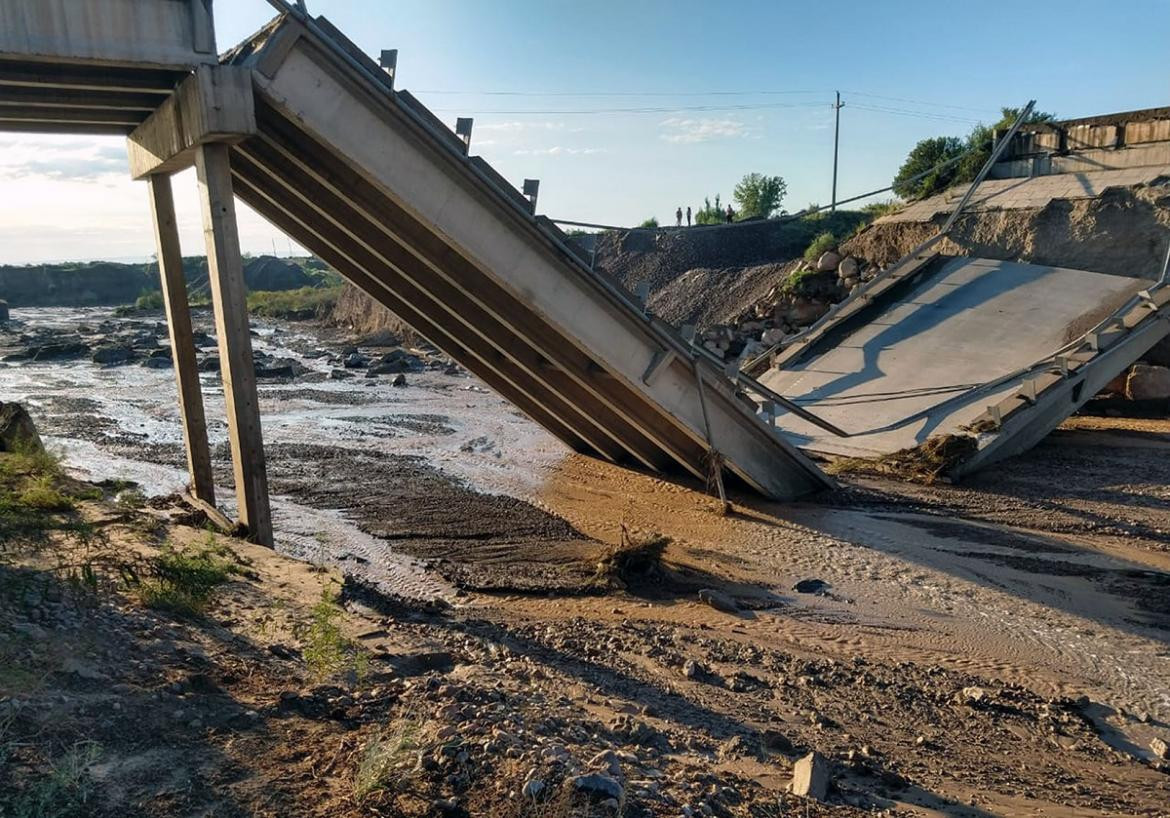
[0,447,95,544]
[825,434,977,484]
[353,719,422,803]
[247,285,342,320]
[803,230,838,264]
[301,587,368,681]
[18,475,75,512]
[138,534,241,617]
[1,741,101,818]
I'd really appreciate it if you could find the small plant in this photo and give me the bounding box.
[138,535,239,617]
[301,587,367,681]
[2,741,101,818]
[114,488,146,511]
[353,720,422,802]
[803,231,837,263]
[17,475,74,512]
[637,217,658,229]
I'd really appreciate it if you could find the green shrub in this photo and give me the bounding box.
[803,231,838,263]
[637,217,659,229]
[246,286,342,320]
[18,476,74,512]
[139,536,240,616]
[301,588,368,681]
[353,720,422,802]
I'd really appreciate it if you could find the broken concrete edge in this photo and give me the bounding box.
[126,64,256,180]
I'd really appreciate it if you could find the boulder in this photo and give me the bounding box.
[0,402,42,453]
[698,588,740,614]
[838,256,860,279]
[92,345,135,366]
[343,351,369,369]
[816,251,841,273]
[761,328,785,346]
[791,751,830,801]
[1125,364,1170,401]
[32,341,89,361]
[787,298,829,327]
[142,357,172,369]
[198,356,220,373]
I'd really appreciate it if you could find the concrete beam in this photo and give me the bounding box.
[128,65,256,180]
[146,174,216,505]
[195,143,273,547]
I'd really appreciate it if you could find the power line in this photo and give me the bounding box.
[843,90,1000,115]
[849,103,983,124]
[418,88,830,98]
[428,101,829,115]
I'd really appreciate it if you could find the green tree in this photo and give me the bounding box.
[892,136,966,200]
[638,217,659,229]
[732,173,787,219]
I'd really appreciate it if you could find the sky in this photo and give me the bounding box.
[1,0,1167,265]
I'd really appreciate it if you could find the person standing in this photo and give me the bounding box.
[725,204,735,224]
[686,206,692,227]
[675,206,683,227]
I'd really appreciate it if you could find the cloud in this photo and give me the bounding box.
[658,117,750,144]
[512,146,606,157]
[0,136,127,182]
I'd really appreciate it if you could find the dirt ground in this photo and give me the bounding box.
[3,413,1169,817]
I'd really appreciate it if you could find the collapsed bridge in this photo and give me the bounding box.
[0,0,833,545]
[3,1,1167,547]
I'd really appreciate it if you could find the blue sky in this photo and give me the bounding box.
[0,0,1166,263]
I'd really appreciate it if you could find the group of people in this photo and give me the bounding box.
[674,204,735,227]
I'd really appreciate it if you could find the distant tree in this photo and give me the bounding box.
[892,136,967,200]
[638,217,659,229]
[893,106,1056,200]
[732,173,787,219]
[694,194,724,225]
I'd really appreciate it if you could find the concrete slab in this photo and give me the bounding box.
[759,257,1168,467]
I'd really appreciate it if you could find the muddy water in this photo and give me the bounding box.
[1,306,576,601]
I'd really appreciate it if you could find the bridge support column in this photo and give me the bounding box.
[195,143,273,547]
[146,173,216,506]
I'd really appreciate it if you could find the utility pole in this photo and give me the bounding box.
[831,91,844,212]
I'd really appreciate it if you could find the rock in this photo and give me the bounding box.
[787,298,828,327]
[570,773,624,802]
[148,347,172,361]
[198,356,220,372]
[792,578,830,594]
[763,729,795,754]
[343,352,369,369]
[0,402,42,453]
[522,778,545,799]
[33,341,89,361]
[791,751,830,801]
[698,588,740,614]
[841,276,859,290]
[956,686,987,705]
[391,373,407,387]
[92,345,135,365]
[1125,363,1170,400]
[368,351,411,376]
[329,368,353,380]
[682,659,702,679]
[838,257,859,279]
[142,357,172,369]
[816,251,841,273]
[760,327,785,346]
[0,300,9,321]
[1151,737,1169,760]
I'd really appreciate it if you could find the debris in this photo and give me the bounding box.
[957,686,987,706]
[698,588,740,613]
[1151,737,1169,760]
[792,578,830,595]
[570,772,624,802]
[1125,364,1170,401]
[791,751,831,801]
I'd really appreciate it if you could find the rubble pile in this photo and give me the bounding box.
[693,248,882,361]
